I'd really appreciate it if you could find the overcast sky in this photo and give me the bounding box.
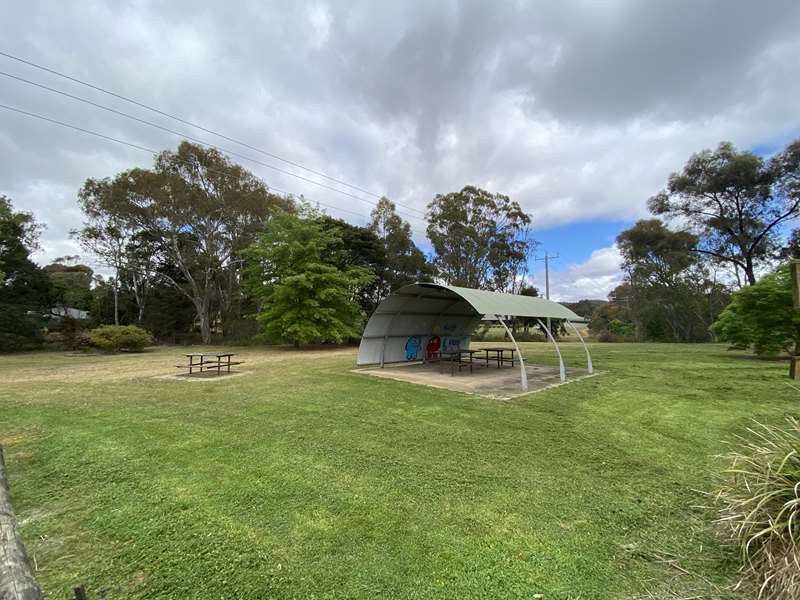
[2,0,800,300]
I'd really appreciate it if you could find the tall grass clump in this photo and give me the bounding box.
[712,416,800,599]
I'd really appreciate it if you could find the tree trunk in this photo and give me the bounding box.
[194,290,213,344]
[198,310,211,345]
[113,279,119,326]
[744,256,756,286]
[0,447,44,600]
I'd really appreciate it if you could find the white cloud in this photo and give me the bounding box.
[0,0,799,270]
[548,245,623,302]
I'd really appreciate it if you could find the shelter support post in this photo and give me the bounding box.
[536,318,566,383]
[497,317,528,392]
[567,321,593,374]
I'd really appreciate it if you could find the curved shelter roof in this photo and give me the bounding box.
[356,282,582,366]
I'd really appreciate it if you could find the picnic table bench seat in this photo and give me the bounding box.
[176,353,244,375]
[174,360,244,369]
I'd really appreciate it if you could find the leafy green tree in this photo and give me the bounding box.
[712,264,800,356]
[590,300,634,342]
[649,140,800,285]
[426,186,535,290]
[75,179,148,325]
[44,258,94,313]
[515,284,540,334]
[318,215,386,315]
[0,197,52,351]
[368,197,431,299]
[75,180,127,324]
[564,299,605,320]
[78,142,290,343]
[245,208,373,346]
[616,219,729,342]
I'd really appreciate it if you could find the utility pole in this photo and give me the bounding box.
[535,252,559,332]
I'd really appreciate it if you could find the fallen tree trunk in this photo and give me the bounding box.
[0,447,43,600]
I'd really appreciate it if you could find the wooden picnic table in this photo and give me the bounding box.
[177,352,242,375]
[439,348,482,376]
[481,347,516,368]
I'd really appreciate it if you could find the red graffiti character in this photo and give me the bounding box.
[425,335,441,360]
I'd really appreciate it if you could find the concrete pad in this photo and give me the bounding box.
[353,361,596,399]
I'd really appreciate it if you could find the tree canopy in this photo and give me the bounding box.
[368,197,431,299]
[649,140,800,285]
[0,197,52,351]
[610,219,729,342]
[44,258,94,314]
[712,263,800,356]
[78,141,290,343]
[426,186,534,290]
[245,208,373,346]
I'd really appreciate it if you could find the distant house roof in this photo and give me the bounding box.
[50,307,89,320]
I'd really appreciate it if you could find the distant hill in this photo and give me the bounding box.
[562,299,607,319]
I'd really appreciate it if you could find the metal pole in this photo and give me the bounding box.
[567,321,593,374]
[498,316,528,392]
[537,318,565,383]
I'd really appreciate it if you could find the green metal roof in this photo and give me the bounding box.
[418,283,583,321]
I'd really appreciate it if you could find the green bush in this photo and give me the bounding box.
[0,304,44,352]
[712,264,800,356]
[89,325,154,352]
[712,417,800,599]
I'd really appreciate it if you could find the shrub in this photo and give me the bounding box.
[712,417,800,599]
[0,305,44,352]
[712,264,800,356]
[89,325,154,352]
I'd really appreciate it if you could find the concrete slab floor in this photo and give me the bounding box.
[353,361,596,400]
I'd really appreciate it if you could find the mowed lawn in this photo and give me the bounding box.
[0,343,795,599]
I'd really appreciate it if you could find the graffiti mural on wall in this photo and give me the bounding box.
[404,334,465,361]
[425,335,441,359]
[443,337,461,351]
[405,336,422,360]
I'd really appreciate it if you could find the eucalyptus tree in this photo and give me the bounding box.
[75,178,135,325]
[368,197,431,300]
[649,140,800,285]
[77,142,290,343]
[426,186,535,290]
[616,219,729,342]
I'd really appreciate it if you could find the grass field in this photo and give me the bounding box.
[1,343,796,599]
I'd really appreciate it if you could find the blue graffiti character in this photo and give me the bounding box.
[405,336,422,360]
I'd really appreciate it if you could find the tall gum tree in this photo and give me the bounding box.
[368,197,431,301]
[426,185,535,290]
[649,140,800,286]
[78,142,290,343]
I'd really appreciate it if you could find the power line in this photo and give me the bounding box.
[0,49,427,216]
[0,102,425,229]
[0,70,427,224]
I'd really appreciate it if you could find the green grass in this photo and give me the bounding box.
[0,343,795,599]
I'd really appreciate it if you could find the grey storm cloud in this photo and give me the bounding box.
[2,0,800,299]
